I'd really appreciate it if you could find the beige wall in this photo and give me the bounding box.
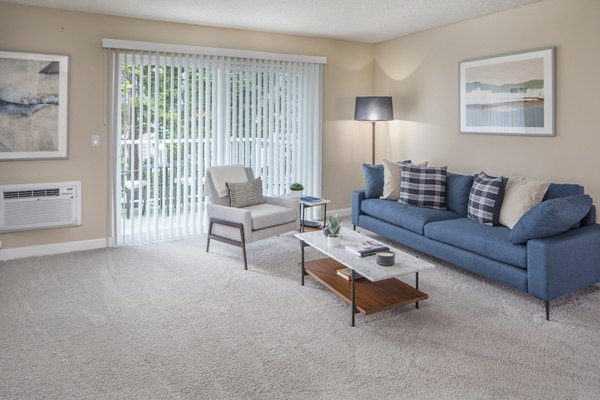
[3,0,599,252]
[374,0,600,203]
[0,3,374,250]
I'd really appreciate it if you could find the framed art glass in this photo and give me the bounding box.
[0,51,69,160]
[460,47,555,136]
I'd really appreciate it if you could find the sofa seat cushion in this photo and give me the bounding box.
[244,203,296,230]
[361,199,462,235]
[424,218,527,269]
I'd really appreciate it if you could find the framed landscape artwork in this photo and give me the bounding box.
[459,48,555,136]
[0,51,69,160]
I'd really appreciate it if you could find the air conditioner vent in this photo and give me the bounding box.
[3,188,61,199]
[0,182,81,232]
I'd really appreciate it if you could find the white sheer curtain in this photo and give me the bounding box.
[104,40,324,245]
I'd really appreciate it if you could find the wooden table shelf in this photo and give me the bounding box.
[304,258,428,315]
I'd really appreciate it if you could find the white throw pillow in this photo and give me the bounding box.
[381,159,427,200]
[499,175,551,229]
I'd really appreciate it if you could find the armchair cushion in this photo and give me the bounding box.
[227,177,266,208]
[244,203,297,230]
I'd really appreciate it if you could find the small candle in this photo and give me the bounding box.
[376,251,395,266]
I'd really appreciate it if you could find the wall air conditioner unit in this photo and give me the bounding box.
[0,182,81,233]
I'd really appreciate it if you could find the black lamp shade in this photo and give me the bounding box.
[354,96,394,122]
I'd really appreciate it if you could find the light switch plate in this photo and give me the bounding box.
[92,135,100,147]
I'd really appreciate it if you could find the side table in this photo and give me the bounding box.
[299,197,331,232]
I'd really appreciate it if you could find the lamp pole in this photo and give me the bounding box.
[371,121,376,164]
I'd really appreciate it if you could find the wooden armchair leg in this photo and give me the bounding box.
[206,220,213,252]
[207,217,248,270]
[239,224,247,270]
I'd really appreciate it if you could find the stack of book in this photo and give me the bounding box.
[300,196,321,202]
[336,267,363,281]
[345,239,390,257]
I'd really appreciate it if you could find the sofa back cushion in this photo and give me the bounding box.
[446,172,473,216]
[543,183,584,201]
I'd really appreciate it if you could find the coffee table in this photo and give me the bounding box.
[295,227,435,326]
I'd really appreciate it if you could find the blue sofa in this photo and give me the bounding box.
[352,172,600,320]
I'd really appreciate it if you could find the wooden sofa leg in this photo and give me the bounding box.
[545,300,550,321]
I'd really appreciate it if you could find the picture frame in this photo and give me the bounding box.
[459,47,555,136]
[0,50,69,160]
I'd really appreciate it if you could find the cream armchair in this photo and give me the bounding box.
[205,166,300,269]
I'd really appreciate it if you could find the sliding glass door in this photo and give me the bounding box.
[107,46,322,245]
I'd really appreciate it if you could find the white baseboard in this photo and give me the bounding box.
[0,238,113,261]
[328,208,351,217]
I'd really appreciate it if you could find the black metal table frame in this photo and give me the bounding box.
[299,201,328,232]
[299,239,420,327]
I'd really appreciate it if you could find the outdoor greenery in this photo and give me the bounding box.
[118,59,305,213]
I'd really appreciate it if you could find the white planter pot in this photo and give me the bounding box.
[290,190,303,198]
[327,235,341,248]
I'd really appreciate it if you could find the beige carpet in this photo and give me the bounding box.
[1,230,600,399]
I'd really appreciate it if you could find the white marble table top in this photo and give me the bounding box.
[295,226,435,282]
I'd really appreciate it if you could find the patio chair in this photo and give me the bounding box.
[122,172,147,219]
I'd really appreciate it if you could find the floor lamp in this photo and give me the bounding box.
[354,96,394,164]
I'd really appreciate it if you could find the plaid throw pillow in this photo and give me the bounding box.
[467,172,506,226]
[399,164,447,210]
[227,177,266,208]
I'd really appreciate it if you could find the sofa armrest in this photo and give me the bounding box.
[207,203,253,239]
[527,224,600,301]
[352,190,366,227]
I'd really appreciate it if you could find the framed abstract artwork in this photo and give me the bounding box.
[0,51,69,160]
[459,47,555,136]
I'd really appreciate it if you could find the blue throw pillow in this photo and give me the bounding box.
[363,164,384,199]
[446,172,474,216]
[509,195,593,245]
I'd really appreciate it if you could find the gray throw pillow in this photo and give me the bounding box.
[227,177,266,208]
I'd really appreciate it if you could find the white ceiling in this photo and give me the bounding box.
[4,0,541,43]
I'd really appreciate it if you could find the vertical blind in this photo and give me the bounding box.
[104,40,324,245]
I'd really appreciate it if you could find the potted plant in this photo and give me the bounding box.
[290,182,304,198]
[326,214,342,247]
